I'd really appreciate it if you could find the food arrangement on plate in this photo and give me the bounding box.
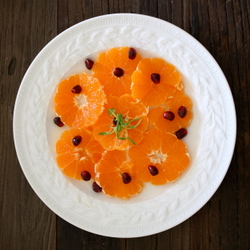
[13,13,236,237]
[53,46,193,199]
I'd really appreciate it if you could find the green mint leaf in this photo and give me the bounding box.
[99,108,141,146]
[116,125,122,132]
[108,108,116,116]
[99,131,112,135]
[118,137,126,140]
[127,137,136,145]
[126,118,142,129]
[127,116,140,124]
[116,113,125,125]
[114,128,120,138]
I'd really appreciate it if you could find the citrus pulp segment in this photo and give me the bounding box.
[92,94,149,151]
[56,127,105,180]
[131,58,182,106]
[95,150,143,199]
[129,129,190,185]
[92,47,142,96]
[54,73,106,128]
[148,89,193,133]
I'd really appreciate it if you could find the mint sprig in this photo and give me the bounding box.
[99,108,141,145]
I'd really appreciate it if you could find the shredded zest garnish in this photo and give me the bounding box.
[99,108,141,145]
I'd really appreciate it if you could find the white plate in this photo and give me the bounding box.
[13,13,236,238]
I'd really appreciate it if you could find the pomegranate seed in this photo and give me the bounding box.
[92,182,102,192]
[112,117,117,126]
[85,59,94,70]
[72,135,82,146]
[148,165,159,176]
[53,117,64,127]
[151,73,160,83]
[178,106,187,118]
[81,171,91,181]
[128,47,137,59]
[175,128,188,139]
[163,111,175,121]
[113,67,124,77]
[71,85,82,94]
[122,173,131,184]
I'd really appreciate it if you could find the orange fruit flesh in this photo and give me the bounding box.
[129,129,190,185]
[56,128,105,180]
[131,58,182,106]
[148,89,193,133]
[92,47,142,96]
[95,150,143,199]
[54,73,106,128]
[92,94,149,151]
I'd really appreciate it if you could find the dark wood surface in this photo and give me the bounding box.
[1,0,249,249]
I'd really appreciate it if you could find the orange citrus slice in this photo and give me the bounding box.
[129,128,190,185]
[131,58,182,106]
[95,150,143,199]
[54,73,106,128]
[56,127,105,180]
[92,94,149,151]
[148,89,193,134]
[92,47,142,96]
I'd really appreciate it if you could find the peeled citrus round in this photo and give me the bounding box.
[92,47,142,96]
[95,150,143,199]
[54,73,106,128]
[92,94,149,151]
[56,127,105,180]
[131,58,183,106]
[148,89,193,133]
[129,128,190,185]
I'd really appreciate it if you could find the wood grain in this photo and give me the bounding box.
[0,0,57,249]
[0,0,249,249]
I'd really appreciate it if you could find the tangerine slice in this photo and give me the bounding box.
[92,47,142,96]
[129,128,190,185]
[148,89,193,133]
[56,127,105,180]
[131,58,183,106]
[54,73,106,128]
[92,94,149,151]
[95,150,143,199]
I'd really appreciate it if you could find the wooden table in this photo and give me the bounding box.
[1,0,249,249]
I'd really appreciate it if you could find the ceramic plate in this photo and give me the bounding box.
[13,13,236,238]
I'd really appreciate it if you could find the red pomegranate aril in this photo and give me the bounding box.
[92,182,102,193]
[72,135,82,146]
[81,171,91,181]
[71,85,82,94]
[128,47,137,59]
[53,117,64,127]
[148,165,159,176]
[113,67,124,77]
[122,172,131,184]
[151,73,160,83]
[163,111,175,121]
[85,59,94,70]
[112,117,117,126]
[175,128,188,139]
[178,106,187,118]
